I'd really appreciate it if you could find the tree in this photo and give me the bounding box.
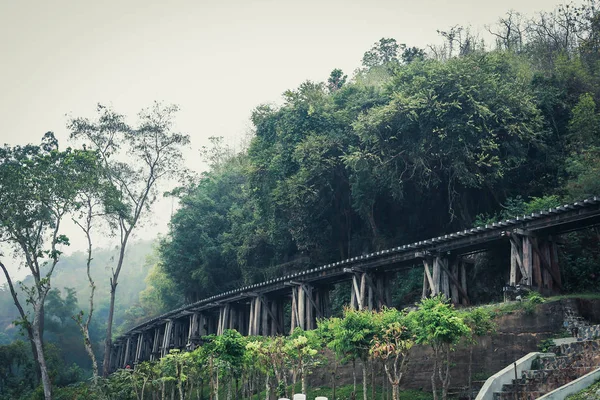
[408,296,470,400]
[330,308,376,400]
[362,38,401,68]
[327,69,347,92]
[285,330,322,396]
[0,133,99,400]
[69,102,190,376]
[462,308,495,399]
[370,308,414,400]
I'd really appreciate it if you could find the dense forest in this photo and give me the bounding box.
[160,4,600,305]
[1,0,600,398]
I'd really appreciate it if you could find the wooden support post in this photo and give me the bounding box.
[298,286,305,330]
[228,306,235,332]
[261,299,268,336]
[532,238,542,289]
[270,300,278,336]
[248,298,255,336]
[376,274,385,308]
[550,240,561,288]
[359,273,367,310]
[385,273,392,306]
[135,333,143,363]
[460,261,468,306]
[432,257,441,295]
[114,344,121,370]
[291,289,297,334]
[541,242,553,290]
[151,328,160,361]
[124,337,132,367]
[510,240,518,286]
[352,274,363,310]
[522,236,533,286]
[450,259,459,305]
[442,258,451,298]
[306,285,314,330]
[278,298,285,334]
[237,307,245,334]
[350,279,357,310]
[161,320,173,357]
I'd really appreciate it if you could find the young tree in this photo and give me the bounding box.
[408,296,470,400]
[69,103,190,376]
[462,308,496,399]
[0,133,99,399]
[370,308,414,400]
[285,330,322,395]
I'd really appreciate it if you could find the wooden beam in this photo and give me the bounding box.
[438,261,470,305]
[450,259,459,304]
[364,273,386,308]
[352,274,363,310]
[302,284,323,320]
[530,239,563,290]
[259,296,282,335]
[298,286,305,330]
[460,261,468,306]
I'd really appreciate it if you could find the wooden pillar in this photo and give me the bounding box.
[359,273,367,310]
[306,285,314,330]
[550,240,561,288]
[522,236,533,286]
[441,258,450,298]
[151,328,160,361]
[532,238,543,289]
[261,298,269,336]
[123,337,132,367]
[270,300,278,336]
[253,297,261,336]
[510,239,519,286]
[135,333,143,363]
[290,289,297,334]
[298,286,305,330]
[461,261,468,306]
[248,298,255,336]
[352,274,363,310]
[161,320,173,357]
[541,242,553,290]
[450,259,459,305]
[432,257,441,296]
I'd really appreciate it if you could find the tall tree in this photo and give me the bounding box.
[69,102,190,376]
[0,133,98,399]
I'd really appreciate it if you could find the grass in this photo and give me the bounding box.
[255,382,434,400]
[548,293,600,301]
[565,378,600,399]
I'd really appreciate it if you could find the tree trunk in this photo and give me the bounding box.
[352,359,357,398]
[468,346,473,399]
[332,360,337,400]
[392,384,399,400]
[102,230,131,377]
[264,375,270,400]
[33,314,52,400]
[362,361,368,400]
[301,368,307,395]
[431,347,438,400]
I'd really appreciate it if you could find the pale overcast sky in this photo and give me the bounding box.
[0,0,579,281]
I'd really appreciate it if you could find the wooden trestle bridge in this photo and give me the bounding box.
[110,196,600,371]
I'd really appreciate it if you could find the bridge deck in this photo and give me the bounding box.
[117,197,600,338]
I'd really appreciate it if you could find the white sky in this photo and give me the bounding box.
[0,0,579,282]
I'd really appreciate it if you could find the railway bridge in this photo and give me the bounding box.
[109,196,600,371]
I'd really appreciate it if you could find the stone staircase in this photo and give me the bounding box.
[492,331,600,399]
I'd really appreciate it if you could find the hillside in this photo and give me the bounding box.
[0,240,156,344]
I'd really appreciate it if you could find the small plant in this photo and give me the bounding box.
[538,339,555,353]
[527,291,545,304]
